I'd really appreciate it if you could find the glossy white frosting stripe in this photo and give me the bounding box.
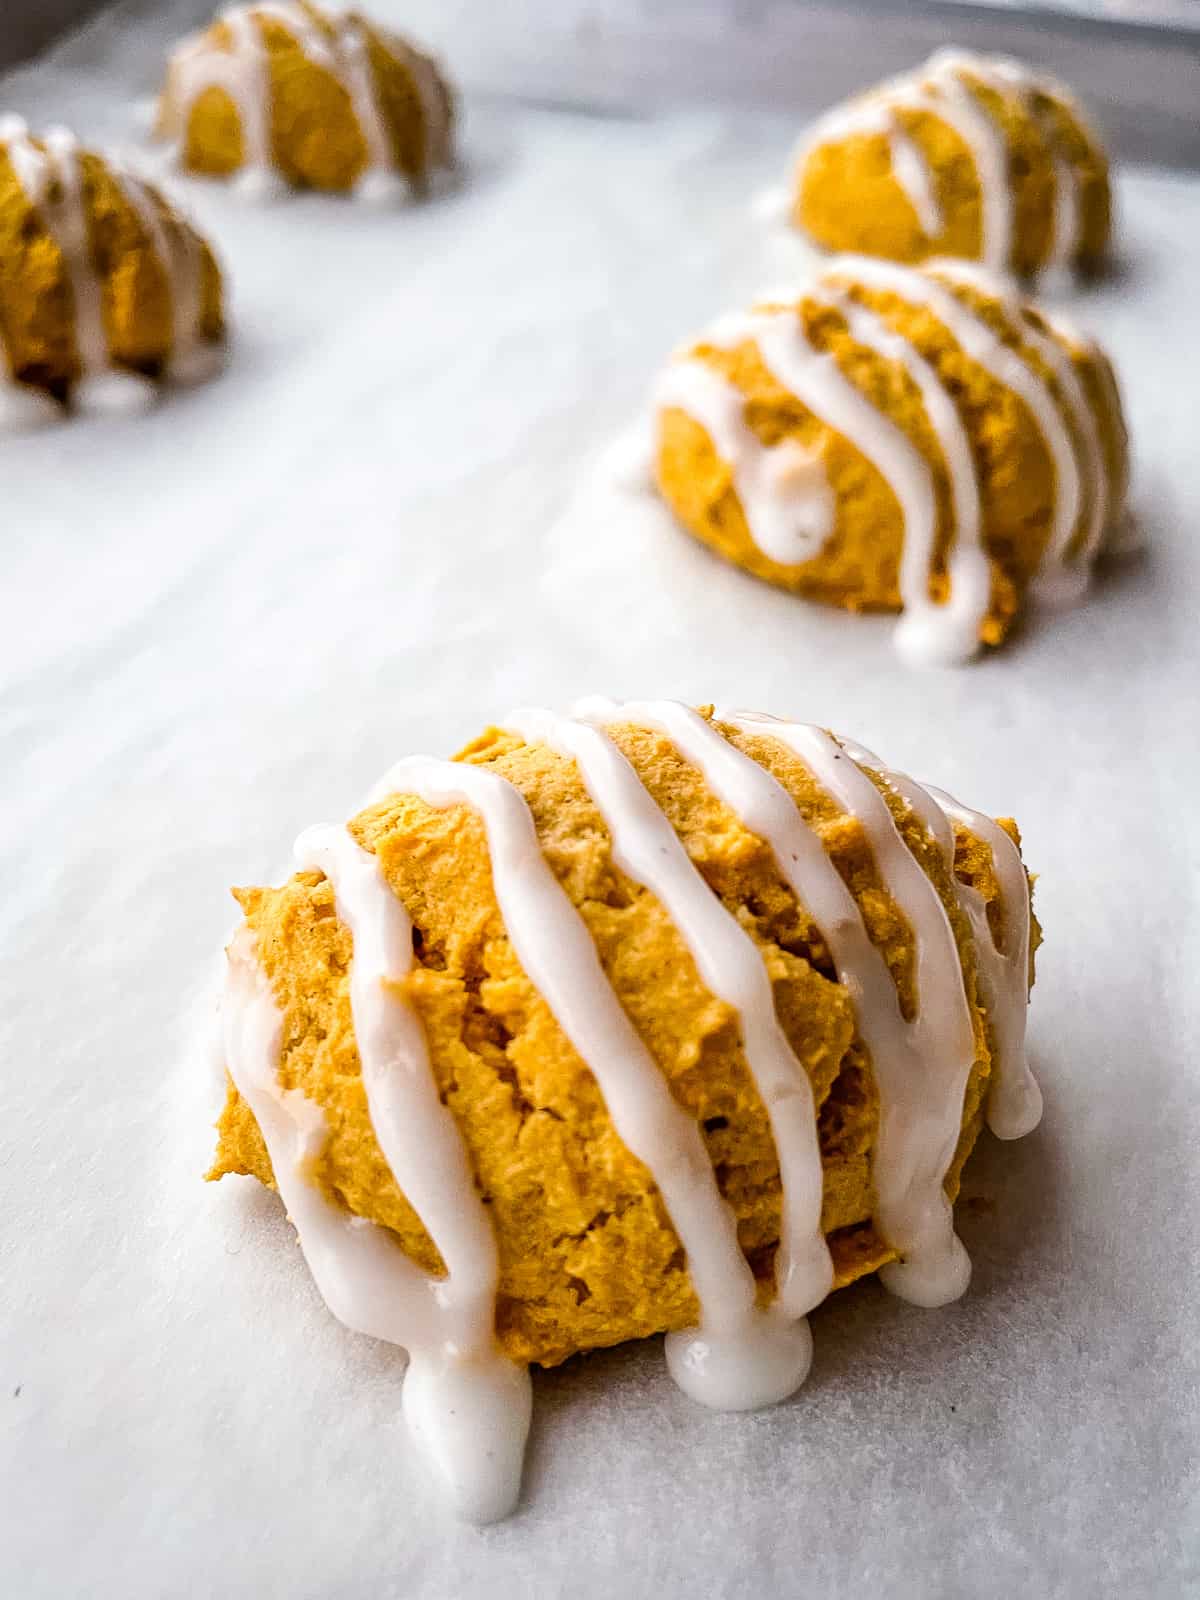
[251,4,396,196]
[793,98,942,239]
[830,256,1084,599]
[364,754,821,1411]
[570,701,836,1311]
[656,358,835,566]
[930,258,1109,593]
[293,825,501,1353]
[927,49,1088,271]
[840,739,1043,1143]
[891,72,1012,271]
[506,707,835,1323]
[813,287,992,663]
[170,6,279,196]
[722,712,980,1307]
[921,790,1043,1141]
[221,924,530,1523]
[3,126,104,373]
[710,303,986,664]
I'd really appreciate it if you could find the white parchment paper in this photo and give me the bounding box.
[1,6,1197,1596]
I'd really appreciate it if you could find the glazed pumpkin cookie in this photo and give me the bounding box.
[787,49,1111,276]
[651,256,1128,662]
[214,699,1042,1519]
[157,3,453,201]
[0,117,223,423]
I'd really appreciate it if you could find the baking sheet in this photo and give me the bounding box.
[2,5,1198,1596]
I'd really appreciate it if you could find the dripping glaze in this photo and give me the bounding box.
[217,702,1041,1520]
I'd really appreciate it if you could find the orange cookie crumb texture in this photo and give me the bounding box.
[0,118,223,421]
[652,256,1127,664]
[157,3,454,200]
[790,48,1111,276]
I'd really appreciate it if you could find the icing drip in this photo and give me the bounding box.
[796,287,990,664]
[217,705,1041,1516]
[176,7,283,198]
[794,99,942,239]
[929,257,1110,597]
[920,52,1015,272]
[922,792,1043,1141]
[363,754,814,1410]
[222,925,530,1523]
[721,712,978,1306]
[839,742,1042,1142]
[656,359,835,566]
[795,48,1102,273]
[927,50,1087,272]
[505,707,832,1349]
[168,3,447,200]
[828,256,1088,605]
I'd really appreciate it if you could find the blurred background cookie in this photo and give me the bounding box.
[0,116,223,423]
[787,50,1111,277]
[156,3,453,202]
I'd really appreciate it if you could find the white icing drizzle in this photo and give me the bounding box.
[921,791,1043,1141]
[166,3,447,200]
[903,64,1012,272]
[171,7,282,198]
[929,257,1110,597]
[719,711,978,1307]
[362,753,818,1410]
[928,50,1090,272]
[839,738,1043,1143]
[704,309,942,641]
[886,113,943,239]
[221,924,531,1523]
[505,707,833,1330]
[217,707,1042,1516]
[794,98,942,239]
[655,359,835,566]
[795,287,991,664]
[829,256,1085,602]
